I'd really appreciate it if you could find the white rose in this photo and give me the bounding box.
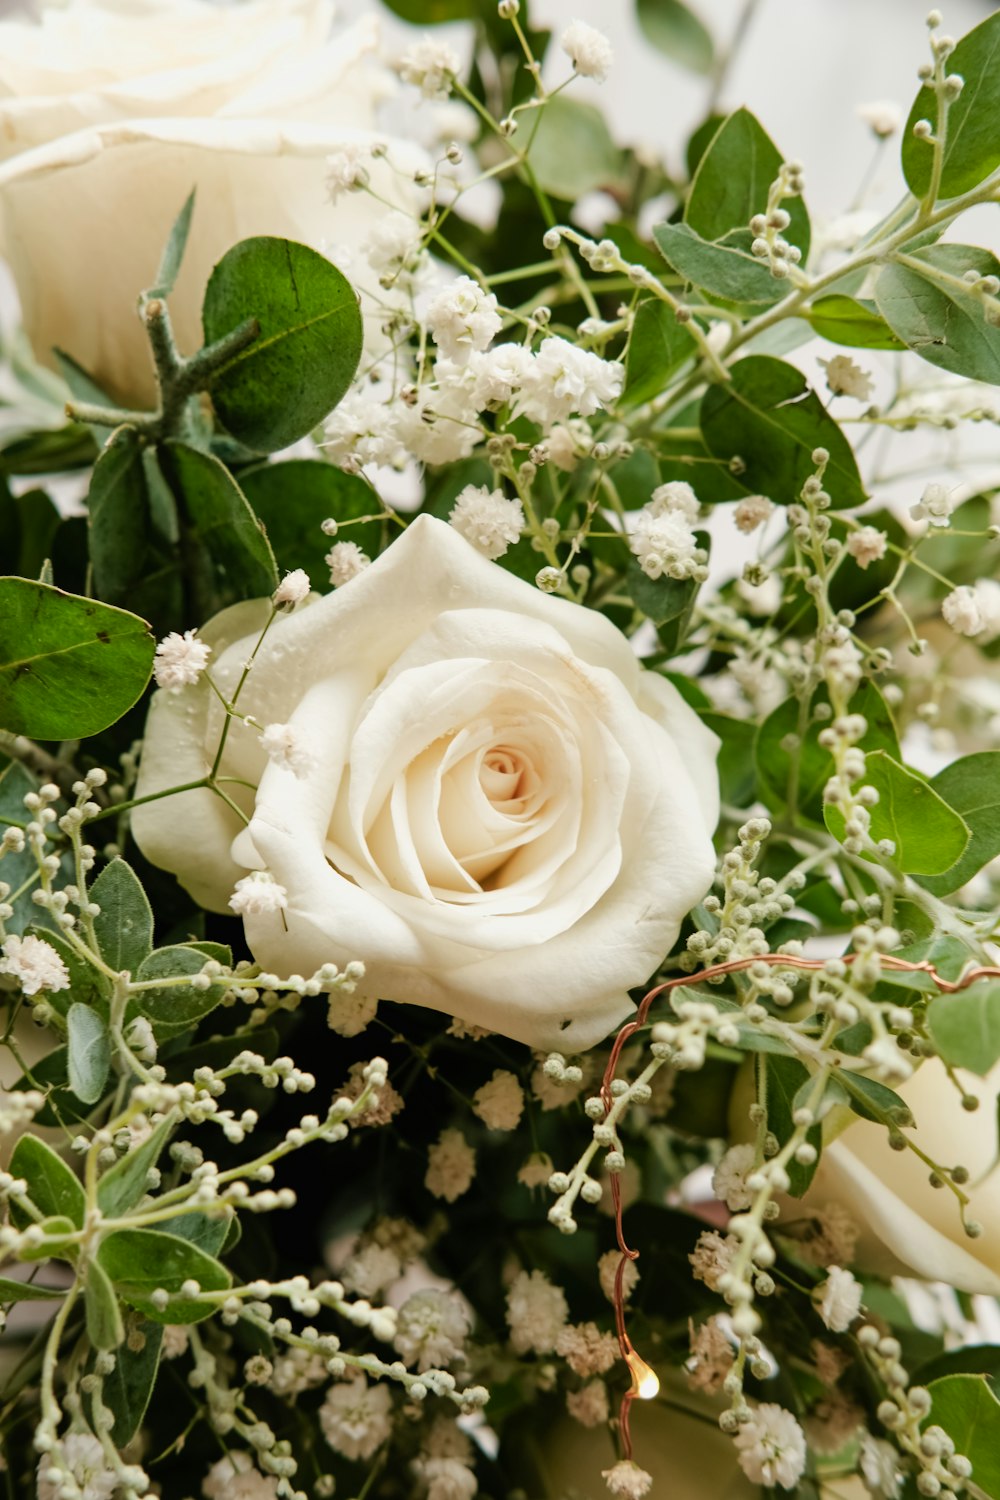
[131,515,720,1052]
[805,1058,1000,1296]
[0,0,414,405]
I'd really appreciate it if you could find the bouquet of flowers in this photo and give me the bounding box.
[1,0,999,1496]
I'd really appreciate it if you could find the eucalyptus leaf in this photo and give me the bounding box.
[839,1071,913,1127]
[90,858,154,975]
[134,946,228,1036]
[0,758,38,935]
[700,356,865,508]
[806,295,905,350]
[927,982,1000,1076]
[150,189,196,299]
[924,1375,1000,1498]
[85,1258,125,1350]
[0,1276,65,1303]
[623,297,697,405]
[97,1118,175,1219]
[922,752,1000,896]
[902,10,1000,200]
[766,1056,820,1196]
[97,1228,231,1324]
[526,96,624,200]
[636,0,712,72]
[0,579,154,740]
[875,246,1000,384]
[9,1134,85,1230]
[95,1316,163,1445]
[654,223,785,305]
[240,458,381,589]
[685,107,810,259]
[824,750,970,876]
[755,681,900,823]
[66,1003,111,1106]
[202,236,363,453]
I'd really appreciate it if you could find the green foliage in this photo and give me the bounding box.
[86,429,182,630]
[921,753,1000,896]
[240,458,382,589]
[97,1228,231,1324]
[839,1070,913,1127]
[654,223,785,304]
[766,1055,820,1195]
[66,1003,112,1106]
[626,537,707,652]
[927,982,1000,1076]
[700,356,865,508]
[97,1118,174,1218]
[685,108,810,257]
[702,711,756,808]
[134,946,229,1036]
[526,96,624,200]
[9,1134,85,1231]
[805,295,905,350]
[158,440,278,611]
[97,1318,164,1445]
[85,1259,125,1350]
[202,236,363,453]
[825,750,970,876]
[875,246,1000,384]
[0,579,154,739]
[902,11,1000,200]
[925,1376,1000,1498]
[90,858,154,975]
[623,298,697,404]
[149,190,196,300]
[0,1277,65,1303]
[635,0,713,73]
[0,484,61,580]
[0,757,39,935]
[754,681,900,823]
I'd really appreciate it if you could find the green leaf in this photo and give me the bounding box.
[134,945,228,1036]
[635,0,713,73]
[202,236,363,453]
[97,1118,174,1219]
[839,1071,913,1127]
[156,1210,231,1257]
[0,1276,65,1303]
[9,1134,85,1230]
[925,1376,1000,1498]
[97,1228,231,1324]
[0,486,61,581]
[66,1003,111,1106]
[0,579,154,739]
[240,458,381,590]
[700,355,865,508]
[922,753,1000,896]
[824,750,970,876]
[623,298,697,405]
[151,189,196,299]
[927,982,1000,1076]
[93,1315,164,1445]
[653,223,785,305]
[0,759,39,936]
[766,1056,821,1196]
[685,107,810,259]
[755,680,900,823]
[378,0,475,18]
[19,1215,77,1261]
[806,295,905,350]
[158,439,278,610]
[626,536,708,653]
[90,858,154,975]
[85,1258,125,1350]
[526,96,624,200]
[701,711,756,808]
[902,11,1000,200]
[875,246,1000,384]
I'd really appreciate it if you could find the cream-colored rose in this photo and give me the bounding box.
[131,515,720,1052]
[0,0,411,405]
[804,1058,1000,1296]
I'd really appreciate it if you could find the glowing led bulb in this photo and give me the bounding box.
[626,1349,660,1400]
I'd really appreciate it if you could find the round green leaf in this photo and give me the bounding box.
[875,246,1000,385]
[824,750,970,876]
[97,1228,231,1324]
[526,97,624,201]
[636,0,713,74]
[922,752,1000,896]
[806,295,905,351]
[902,11,1000,201]
[685,108,810,260]
[202,237,363,454]
[927,982,1000,1076]
[0,579,154,740]
[240,458,383,589]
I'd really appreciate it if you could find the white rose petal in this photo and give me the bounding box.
[132,515,720,1052]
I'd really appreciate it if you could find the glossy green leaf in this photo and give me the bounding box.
[806,295,904,350]
[98,1228,231,1324]
[240,458,381,590]
[134,946,228,1036]
[700,355,865,508]
[97,1316,164,1445]
[158,440,278,612]
[701,711,756,808]
[685,107,810,259]
[97,1118,174,1219]
[202,236,363,453]
[526,96,624,200]
[157,1210,231,1257]
[925,1376,1000,1498]
[85,1258,125,1350]
[766,1056,820,1196]
[9,1134,85,1230]
[0,758,38,936]
[87,427,149,600]
[839,1070,913,1128]
[0,579,154,739]
[825,750,970,875]
[875,246,1000,384]
[66,1003,111,1105]
[636,0,713,73]
[755,681,900,824]
[902,11,1000,200]
[0,485,60,581]
[927,982,1000,1076]
[90,858,154,975]
[0,1276,65,1303]
[623,298,697,405]
[920,753,1000,896]
[654,223,785,305]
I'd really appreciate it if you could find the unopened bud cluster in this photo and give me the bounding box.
[859,1325,972,1495]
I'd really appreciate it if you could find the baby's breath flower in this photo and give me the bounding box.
[817,1265,863,1333]
[941,578,1000,639]
[847,526,888,569]
[602,1459,653,1498]
[516,336,623,424]
[326,540,372,587]
[37,1434,117,1500]
[229,871,289,918]
[396,37,462,98]
[560,19,614,81]
[449,486,525,560]
[471,1069,525,1130]
[259,723,314,777]
[598,1249,639,1303]
[733,1404,807,1489]
[425,1128,476,1202]
[395,1288,469,1370]
[712,1142,757,1211]
[733,494,774,533]
[567,1379,610,1427]
[319,1376,392,1462]
[153,629,211,689]
[910,481,956,526]
[506,1268,568,1354]
[426,276,502,363]
[0,934,70,996]
[326,143,369,199]
[272,569,310,607]
[555,1321,618,1377]
[858,99,902,137]
[820,354,874,400]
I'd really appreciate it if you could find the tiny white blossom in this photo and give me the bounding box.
[324,389,407,471]
[649,480,700,523]
[396,379,481,466]
[567,1378,610,1427]
[516,336,623,424]
[417,1458,478,1500]
[426,276,502,363]
[859,1432,903,1496]
[602,1460,653,1498]
[364,210,424,276]
[259,723,314,777]
[327,989,378,1038]
[472,1069,525,1130]
[272,569,310,606]
[425,1127,476,1201]
[342,1243,402,1300]
[629,504,702,582]
[326,144,369,200]
[712,1142,757,1211]
[847,526,888,569]
[858,100,902,138]
[153,629,211,689]
[449,486,525,560]
[598,1248,639,1304]
[561,19,614,81]
[734,495,774,533]
[203,1452,279,1500]
[397,37,461,98]
[820,354,874,401]
[229,871,289,918]
[911,481,956,526]
[0,934,70,996]
[818,1266,863,1332]
[518,1151,555,1189]
[319,1376,392,1462]
[506,1268,568,1354]
[941,578,1000,640]
[469,343,534,408]
[326,540,372,587]
[733,1404,807,1489]
[38,1434,118,1500]
[395,1288,470,1370]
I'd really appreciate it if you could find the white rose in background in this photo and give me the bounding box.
[0,0,411,406]
[131,516,720,1052]
[804,1058,1000,1296]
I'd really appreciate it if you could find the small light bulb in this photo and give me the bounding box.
[626,1349,659,1400]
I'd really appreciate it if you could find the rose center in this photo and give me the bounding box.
[479,745,541,816]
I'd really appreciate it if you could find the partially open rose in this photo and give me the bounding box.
[132,516,720,1051]
[0,0,406,405]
